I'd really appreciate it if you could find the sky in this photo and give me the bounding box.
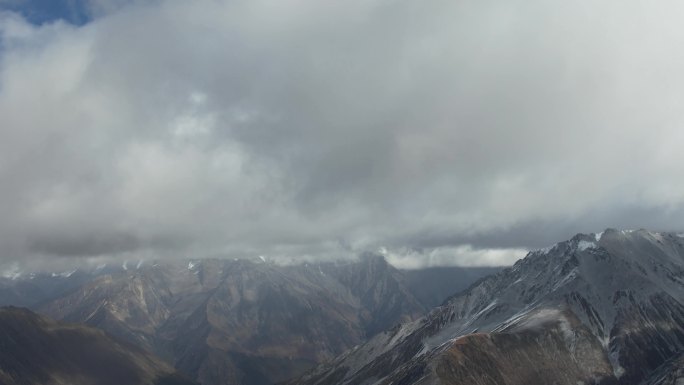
[1,0,684,271]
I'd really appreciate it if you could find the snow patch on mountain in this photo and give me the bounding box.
[509,308,571,339]
[533,243,557,255]
[51,269,77,278]
[95,263,107,272]
[577,240,597,251]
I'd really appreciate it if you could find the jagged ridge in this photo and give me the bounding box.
[291,229,684,385]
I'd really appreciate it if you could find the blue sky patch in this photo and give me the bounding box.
[0,0,92,25]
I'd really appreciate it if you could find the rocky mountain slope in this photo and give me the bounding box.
[0,255,489,385]
[292,229,684,385]
[0,306,196,385]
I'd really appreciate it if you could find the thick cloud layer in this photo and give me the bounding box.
[1,0,684,269]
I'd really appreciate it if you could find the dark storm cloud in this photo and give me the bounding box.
[2,0,684,270]
[402,204,684,251]
[28,231,142,257]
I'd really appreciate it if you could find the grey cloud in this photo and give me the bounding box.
[400,203,684,252]
[2,0,684,268]
[28,230,141,257]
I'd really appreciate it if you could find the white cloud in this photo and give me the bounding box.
[380,245,527,269]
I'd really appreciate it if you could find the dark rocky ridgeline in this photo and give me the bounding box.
[0,306,197,385]
[290,229,684,385]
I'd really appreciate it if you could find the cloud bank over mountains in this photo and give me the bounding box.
[1,0,684,269]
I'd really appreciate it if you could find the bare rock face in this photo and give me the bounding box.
[432,320,613,385]
[169,259,371,385]
[644,353,684,385]
[0,306,196,385]
[292,230,684,385]
[360,309,618,385]
[41,272,174,352]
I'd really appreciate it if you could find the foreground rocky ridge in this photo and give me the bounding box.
[0,306,196,385]
[292,229,684,385]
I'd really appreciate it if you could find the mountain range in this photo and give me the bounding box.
[0,254,497,385]
[6,229,684,385]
